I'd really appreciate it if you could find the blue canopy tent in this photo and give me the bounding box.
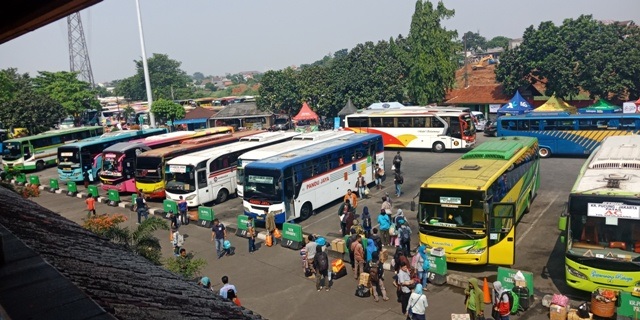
[497,91,534,116]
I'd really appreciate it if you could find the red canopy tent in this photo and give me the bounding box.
[292,102,319,121]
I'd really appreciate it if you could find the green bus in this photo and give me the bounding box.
[560,135,640,293]
[2,126,104,171]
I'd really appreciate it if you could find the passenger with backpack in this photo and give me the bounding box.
[493,281,512,320]
[394,171,404,197]
[368,251,389,302]
[171,228,184,256]
[398,220,412,258]
[361,206,372,238]
[391,209,405,247]
[366,238,377,262]
[313,245,331,291]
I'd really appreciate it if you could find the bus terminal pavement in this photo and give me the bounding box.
[17,180,554,319]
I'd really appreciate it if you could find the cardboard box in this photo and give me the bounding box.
[330,239,340,252]
[380,249,389,263]
[515,279,527,287]
[568,309,593,320]
[550,304,568,320]
[334,239,345,253]
[358,272,370,287]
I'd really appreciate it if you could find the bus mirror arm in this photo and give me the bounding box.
[410,191,419,211]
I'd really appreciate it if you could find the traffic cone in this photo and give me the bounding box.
[483,277,491,304]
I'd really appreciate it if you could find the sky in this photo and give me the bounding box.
[0,0,638,84]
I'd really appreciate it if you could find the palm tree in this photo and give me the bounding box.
[104,217,169,265]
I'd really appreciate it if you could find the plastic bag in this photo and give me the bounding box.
[551,293,569,307]
[514,270,526,281]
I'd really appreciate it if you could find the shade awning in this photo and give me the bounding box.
[173,118,208,125]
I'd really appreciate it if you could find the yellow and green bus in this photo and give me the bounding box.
[559,135,640,293]
[415,136,540,265]
[2,126,104,171]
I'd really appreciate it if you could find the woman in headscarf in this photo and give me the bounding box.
[416,244,430,288]
[493,281,510,320]
[361,206,372,238]
[406,283,428,320]
[391,208,406,247]
[464,278,484,320]
[366,238,377,262]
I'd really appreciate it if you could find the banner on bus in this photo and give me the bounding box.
[623,101,639,114]
[588,202,640,220]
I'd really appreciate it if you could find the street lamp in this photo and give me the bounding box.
[134,0,156,128]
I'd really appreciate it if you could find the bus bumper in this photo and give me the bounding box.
[58,171,83,182]
[565,259,640,293]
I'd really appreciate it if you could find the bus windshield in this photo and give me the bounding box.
[165,165,195,194]
[101,153,122,177]
[243,169,281,202]
[136,156,163,183]
[419,189,485,229]
[58,147,80,167]
[3,142,22,160]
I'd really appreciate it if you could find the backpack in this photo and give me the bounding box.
[363,261,371,273]
[363,216,371,229]
[369,261,379,282]
[400,226,410,242]
[355,284,371,298]
[501,290,519,314]
[398,175,404,184]
[411,254,420,269]
[316,252,328,272]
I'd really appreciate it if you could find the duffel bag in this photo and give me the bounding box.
[331,259,345,273]
[333,266,347,279]
[354,284,371,298]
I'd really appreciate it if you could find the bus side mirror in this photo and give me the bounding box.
[483,202,490,214]
[410,200,416,212]
[558,215,567,231]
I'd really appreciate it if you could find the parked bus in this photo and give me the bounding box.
[2,126,104,172]
[57,129,167,182]
[415,136,540,265]
[559,135,640,293]
[344,109,475,152]
[99,127,234,193]
[496,112,640,158]
[243,133,385,223]
[164,131,299,206]
[236,131,353,198]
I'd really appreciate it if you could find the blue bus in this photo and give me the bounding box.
[57,129,167,182]
[496,112,640,158]
[242,133,384,223]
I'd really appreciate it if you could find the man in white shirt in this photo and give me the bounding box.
[219,275,237,299]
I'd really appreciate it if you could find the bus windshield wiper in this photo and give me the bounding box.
[454,227,475,240]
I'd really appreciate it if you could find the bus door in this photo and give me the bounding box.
[487,202,516,265]
[23,144,32,160]
[283,174,295,221]
[196,169,210,203]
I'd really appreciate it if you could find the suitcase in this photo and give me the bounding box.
[333,266,347,279]
[331,259,345,273]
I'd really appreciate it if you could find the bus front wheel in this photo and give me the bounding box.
[538,147,551,158]
[432,142,445,153]
[216,189,229,204]
[35,160,45,171]
[299,202,312,221]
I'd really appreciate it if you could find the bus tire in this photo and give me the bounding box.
[538,147,551,158]
[299,202,312,221]
[216,189,229,204]
[432,142,445,153]
[35,160,45,171]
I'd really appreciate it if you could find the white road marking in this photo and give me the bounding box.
[517,194,559,245]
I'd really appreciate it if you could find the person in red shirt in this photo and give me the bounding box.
[493,281,511,320]
[85,196,96,218]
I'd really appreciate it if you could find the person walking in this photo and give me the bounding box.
[370,227,382,252]
[381,197,392,214]
[346,229,358,272]
[398,220,412,258]
[83,169,91,188]
[134,191,147,225]
[365,238,377,263]
[374,164,384,189]
[219,275,237,299]
[361,206,372,238]
[247,216,256,253]
[393,151,403,173]
[355,172,367,199]
[338,199,352,236]
[394,171,404,197]
[85,195,96,218]
[397,262,413,315]
[465,278,485,320]
[390,208,405,247]
[265,209,277,246]
[377,209,391,247]
[344,208,355,236]
[211,218,226,258]
[178,196,188,225]
[344,189,358,211]
[416,244,430,289]
[313,245,331,291]
[369,251,389,302]
[406,284,428,320]
[305,234,317,274]
[351,234,365,280]
[493,281,511,320]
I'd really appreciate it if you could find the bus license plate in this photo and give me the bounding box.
[64,167,71,171]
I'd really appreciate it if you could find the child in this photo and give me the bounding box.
[85,196,96,218]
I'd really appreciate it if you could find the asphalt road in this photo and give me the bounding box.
[22,133,590,319]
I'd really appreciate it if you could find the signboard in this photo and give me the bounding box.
[169,165,186,173]
[588,202,640,220]
[248,175,273,184]
[623,101,638,114]
[281,222,304,250]
[440,196,462,204]
[163,199,177,216]
[197,206,214,228]
[617,291,640,318]
[497,267,534,295]
[235,215,252,238]
[60,152,74,157]
[489,104,501,114]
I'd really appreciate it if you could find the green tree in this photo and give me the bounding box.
[256,68,301,117]
[165,251,206,279]
[102,217,169,265]
[0,68,65,134]
[32,71,100,118]
[151,98,185,125]
[486,36,511,49]
[204,82,218,91]
[122,106,135,121]
[407,0,459,105]
[192,72,205,82]
[462,31,486,52]
[115,53,192,101]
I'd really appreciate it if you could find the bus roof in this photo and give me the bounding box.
[3,126,103,143]
[102,142,151,154]
[167,131,297,165]
[59,129,166,148]
[239,131,353,162]
[572,135,640,195]
[348,109,468,117]
[246,133,382,170]
[136,131,258,158]
[422,136,538,191]
[503,113,637,120]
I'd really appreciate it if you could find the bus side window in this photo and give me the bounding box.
[517,120,529,131]
[622,118,636,130]
[579,119,597,130]
[370,117,383,128]
[607,119,620,130]
[412,117,425,128]
[197,170,207,188]
[382,117,395,127]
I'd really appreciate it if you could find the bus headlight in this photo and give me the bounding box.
[271,209,283,214]
[185,194,196,200]
[244,206,251,212]
[567,265,588,280]
[467,247,486,254]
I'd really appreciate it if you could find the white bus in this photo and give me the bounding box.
[164,131,299,206]
[242,133,384,222]
[344,109,476,152]
[236,130,353,198]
